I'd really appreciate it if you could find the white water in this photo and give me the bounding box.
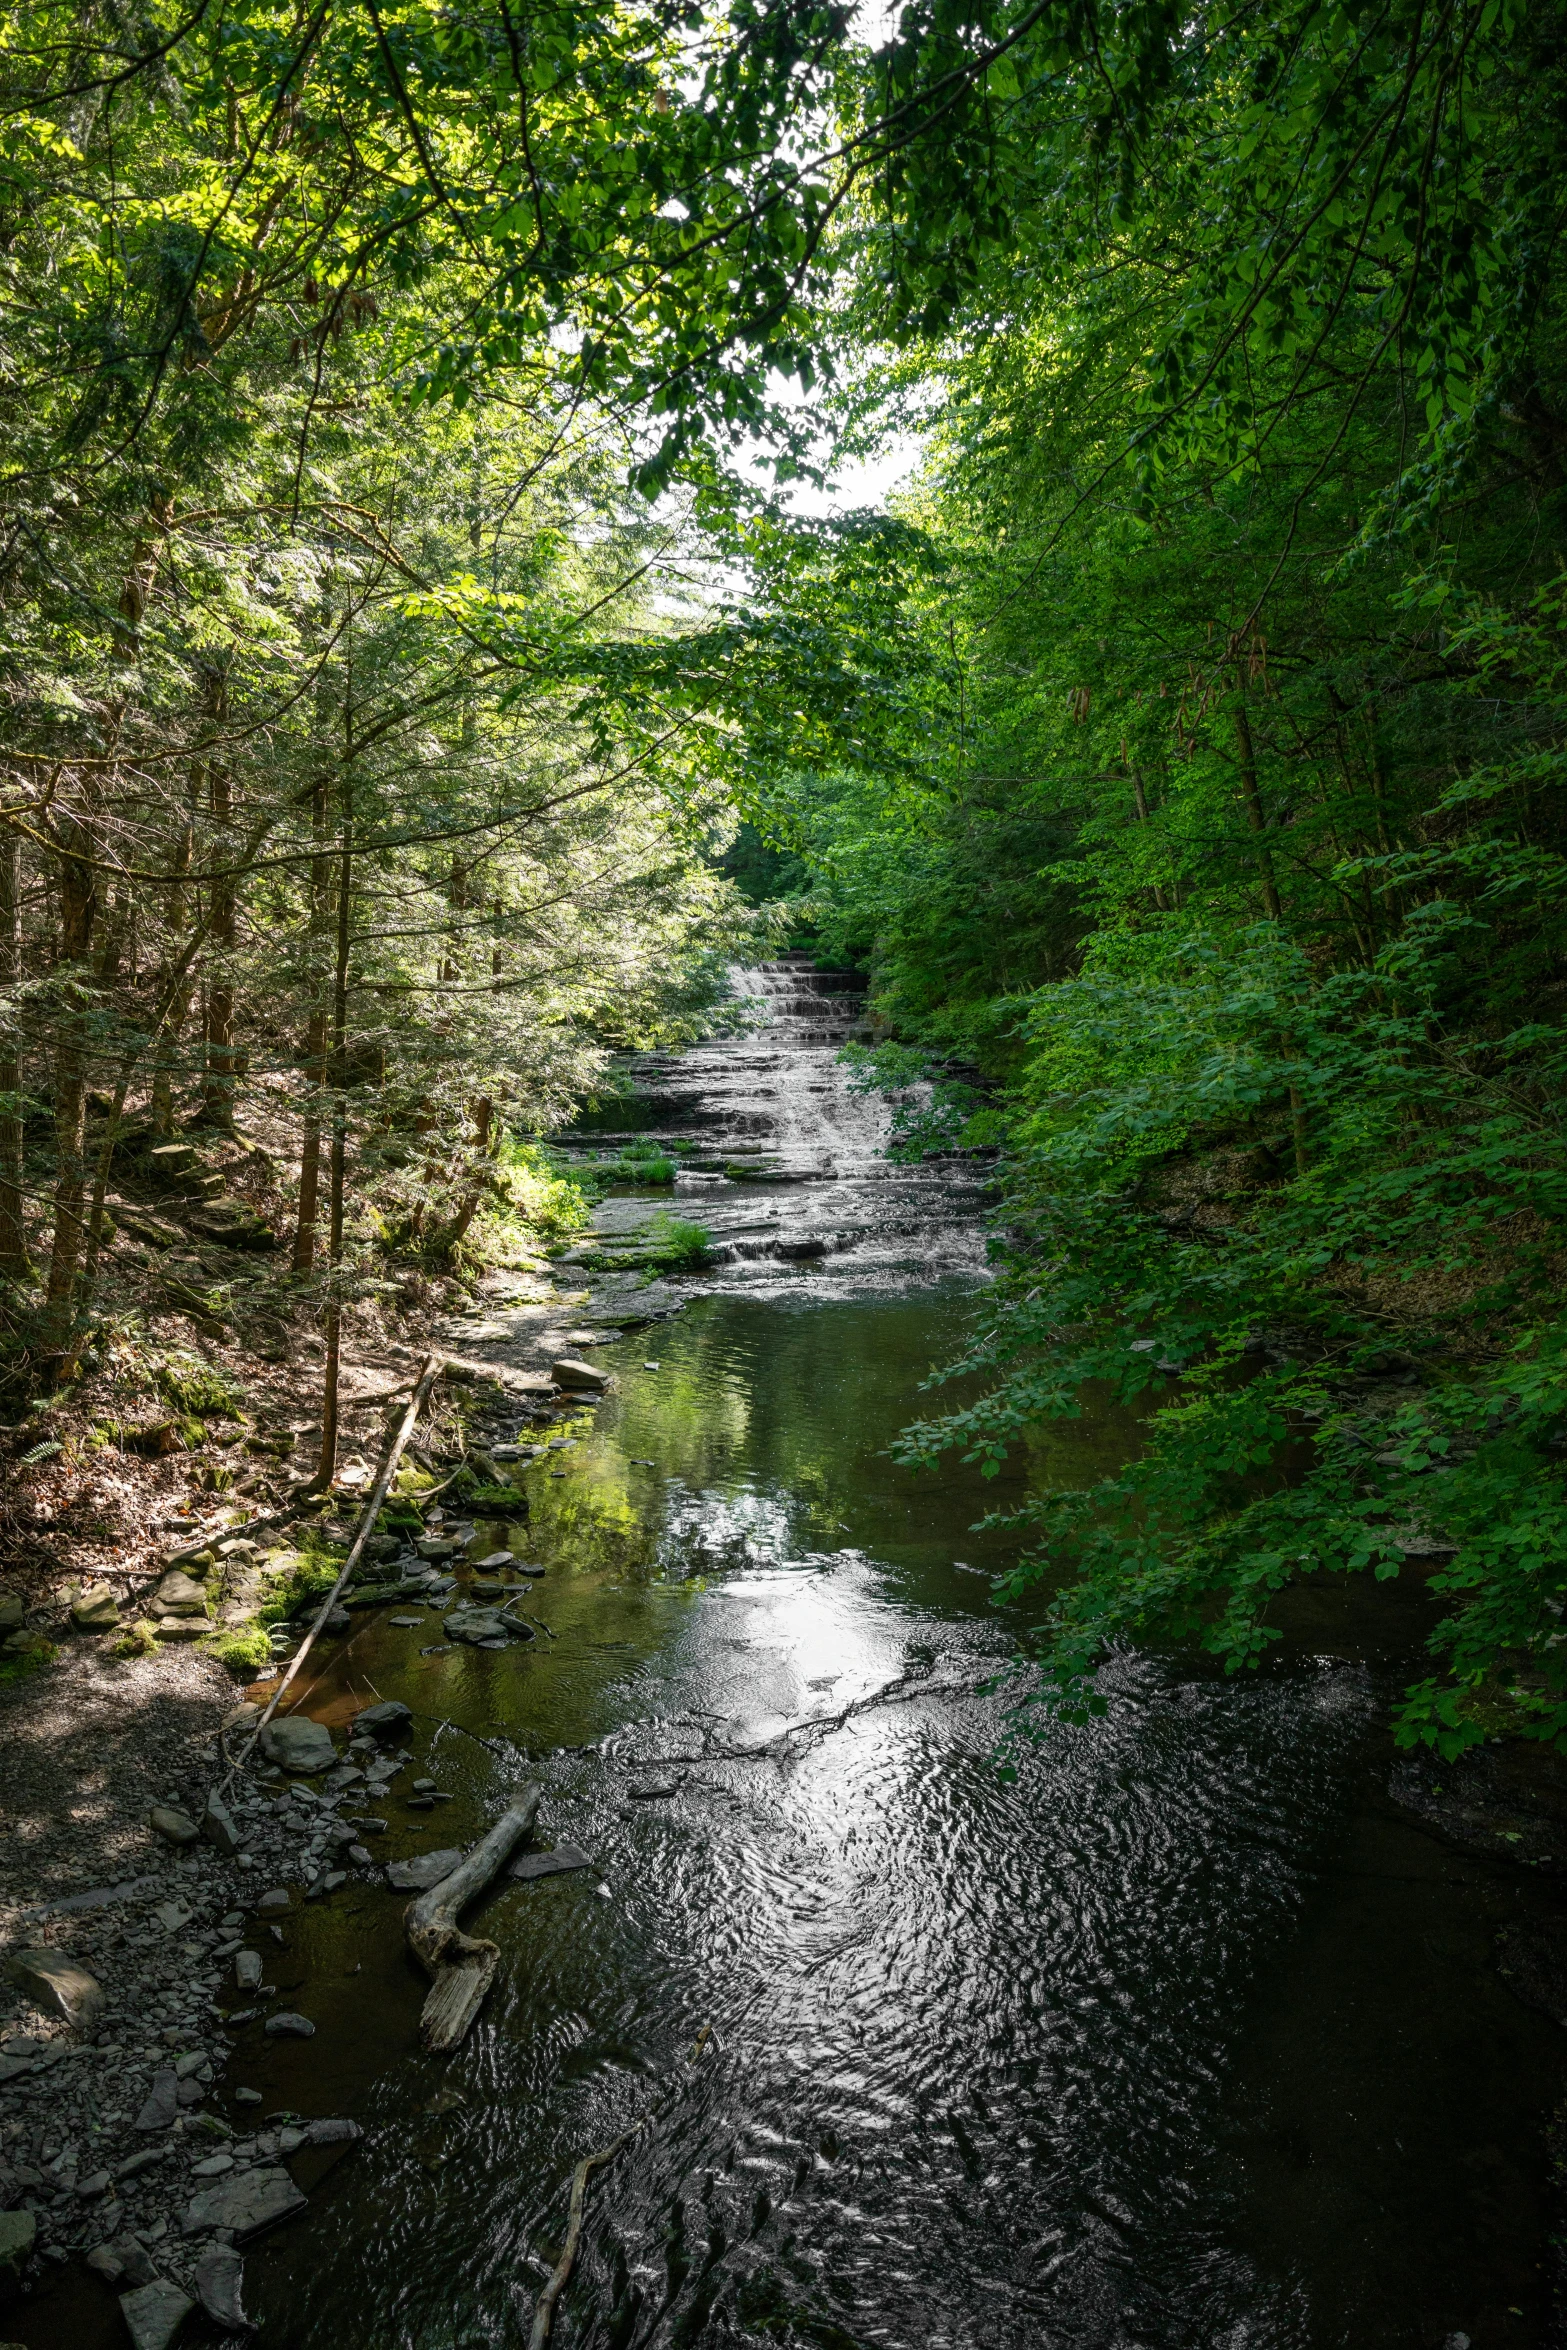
[577,955,992,1294]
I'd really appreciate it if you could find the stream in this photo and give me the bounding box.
[220,966,1567,2342]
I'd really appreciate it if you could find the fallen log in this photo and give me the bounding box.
[403,1787,540,2052]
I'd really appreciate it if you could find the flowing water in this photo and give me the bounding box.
[57,964,1567,2347]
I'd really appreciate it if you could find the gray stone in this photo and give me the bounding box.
[234,1950,262,1990]
[75,2168,112,2198]
[134,2071,180,2131]
[116,2148,163,2181]
[151,1570,209,1618]
[234,2086,263,2105]
[6,1947,105,2031]
[86,2241,126,2283]
[70,1581,121,1631]
[194,2242,248,2330]
[302,2117,360,2146]
[258,1715,336,1774]
[0,2208,36,2278]
[551,1355,609,1390]
[148,1805,200,1846]
[262,2011,315,2038]
[119,2278,195,2350]
[385,1849,462,1892]
[180,2163,306,2240]
[474,1550,514,1569]
[189,2155,233,2178]
[201,1795,241,1856]
[255,1888,291,1914]
[510,1842,593,1881]
[0,1590,23,1632]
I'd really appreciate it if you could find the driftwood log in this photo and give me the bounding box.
[404,1787,540,2052]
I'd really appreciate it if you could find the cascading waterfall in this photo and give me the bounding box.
[578,955,991,1290]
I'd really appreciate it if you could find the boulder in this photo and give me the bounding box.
[0,2209,36,2280]
[6,1948,105,2033]
[148,1806,199,1847]
[194,2243,248,2330]
[302,2118,360,2146]
[444,1606,531,1646]
[352,1699,411,1740]
[180,2164,306,2240]
[551,1357,609,1391]
[151,1571,208,1618]
[69,1582,120,1632]
[156,1618,207,1643]
[258,1715,336,1774]
[385,1850,462,1892]
[262,2011,315,2038]
[119,2279,195,2350]
[234,1950,262,1991]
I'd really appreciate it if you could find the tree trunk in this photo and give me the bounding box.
[41,813,99,1362]
[439,1097,494,1255]
[151,793,195,1140]
[315,812,353,1491]
[201,671,237,1127]
[0,833,27,1276]
[293,778,331,1273]
[1232,700,1283,924]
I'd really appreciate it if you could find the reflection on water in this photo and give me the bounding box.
[230,1290,1564,2350]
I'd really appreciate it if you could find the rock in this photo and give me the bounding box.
[304,1870,346,1899]
[156,1617,207,1643]
[510,1843,593,1881]
[0,1591,23,1632]
[201,1794,242,1855]
[151,1570,209,1618]
[119,2279,195,2350]
[189,2155,233,2178]
[551,1356,609,1391]
[234,2087,263,2105]
[626,1780,682,1801]
[134,2071,181,2131]
[352,1701,408,1738]
[321,1605,351,1634]
[258,1715,336,1774]
[86,2241,125,2283]
[302,2118,360,2146]
[6,1947,105,2032]
[194,2242,248,2330]
[413,1536,459,1560]
[262,2011,315,2038]
[116,2149,163,2181]
[234,1950,263,1990]
[75,2169,112,2198]
[384,1850,462,1892]
[181,2164,306,2240]
[0,2210,36,2280]
[148,1805,200,1846]
[69,1581,121,1632]
[474,1550,514,1570]
[255,1888,291,1914]
[174,2052,206,2080]
[444,1606,530,1645]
